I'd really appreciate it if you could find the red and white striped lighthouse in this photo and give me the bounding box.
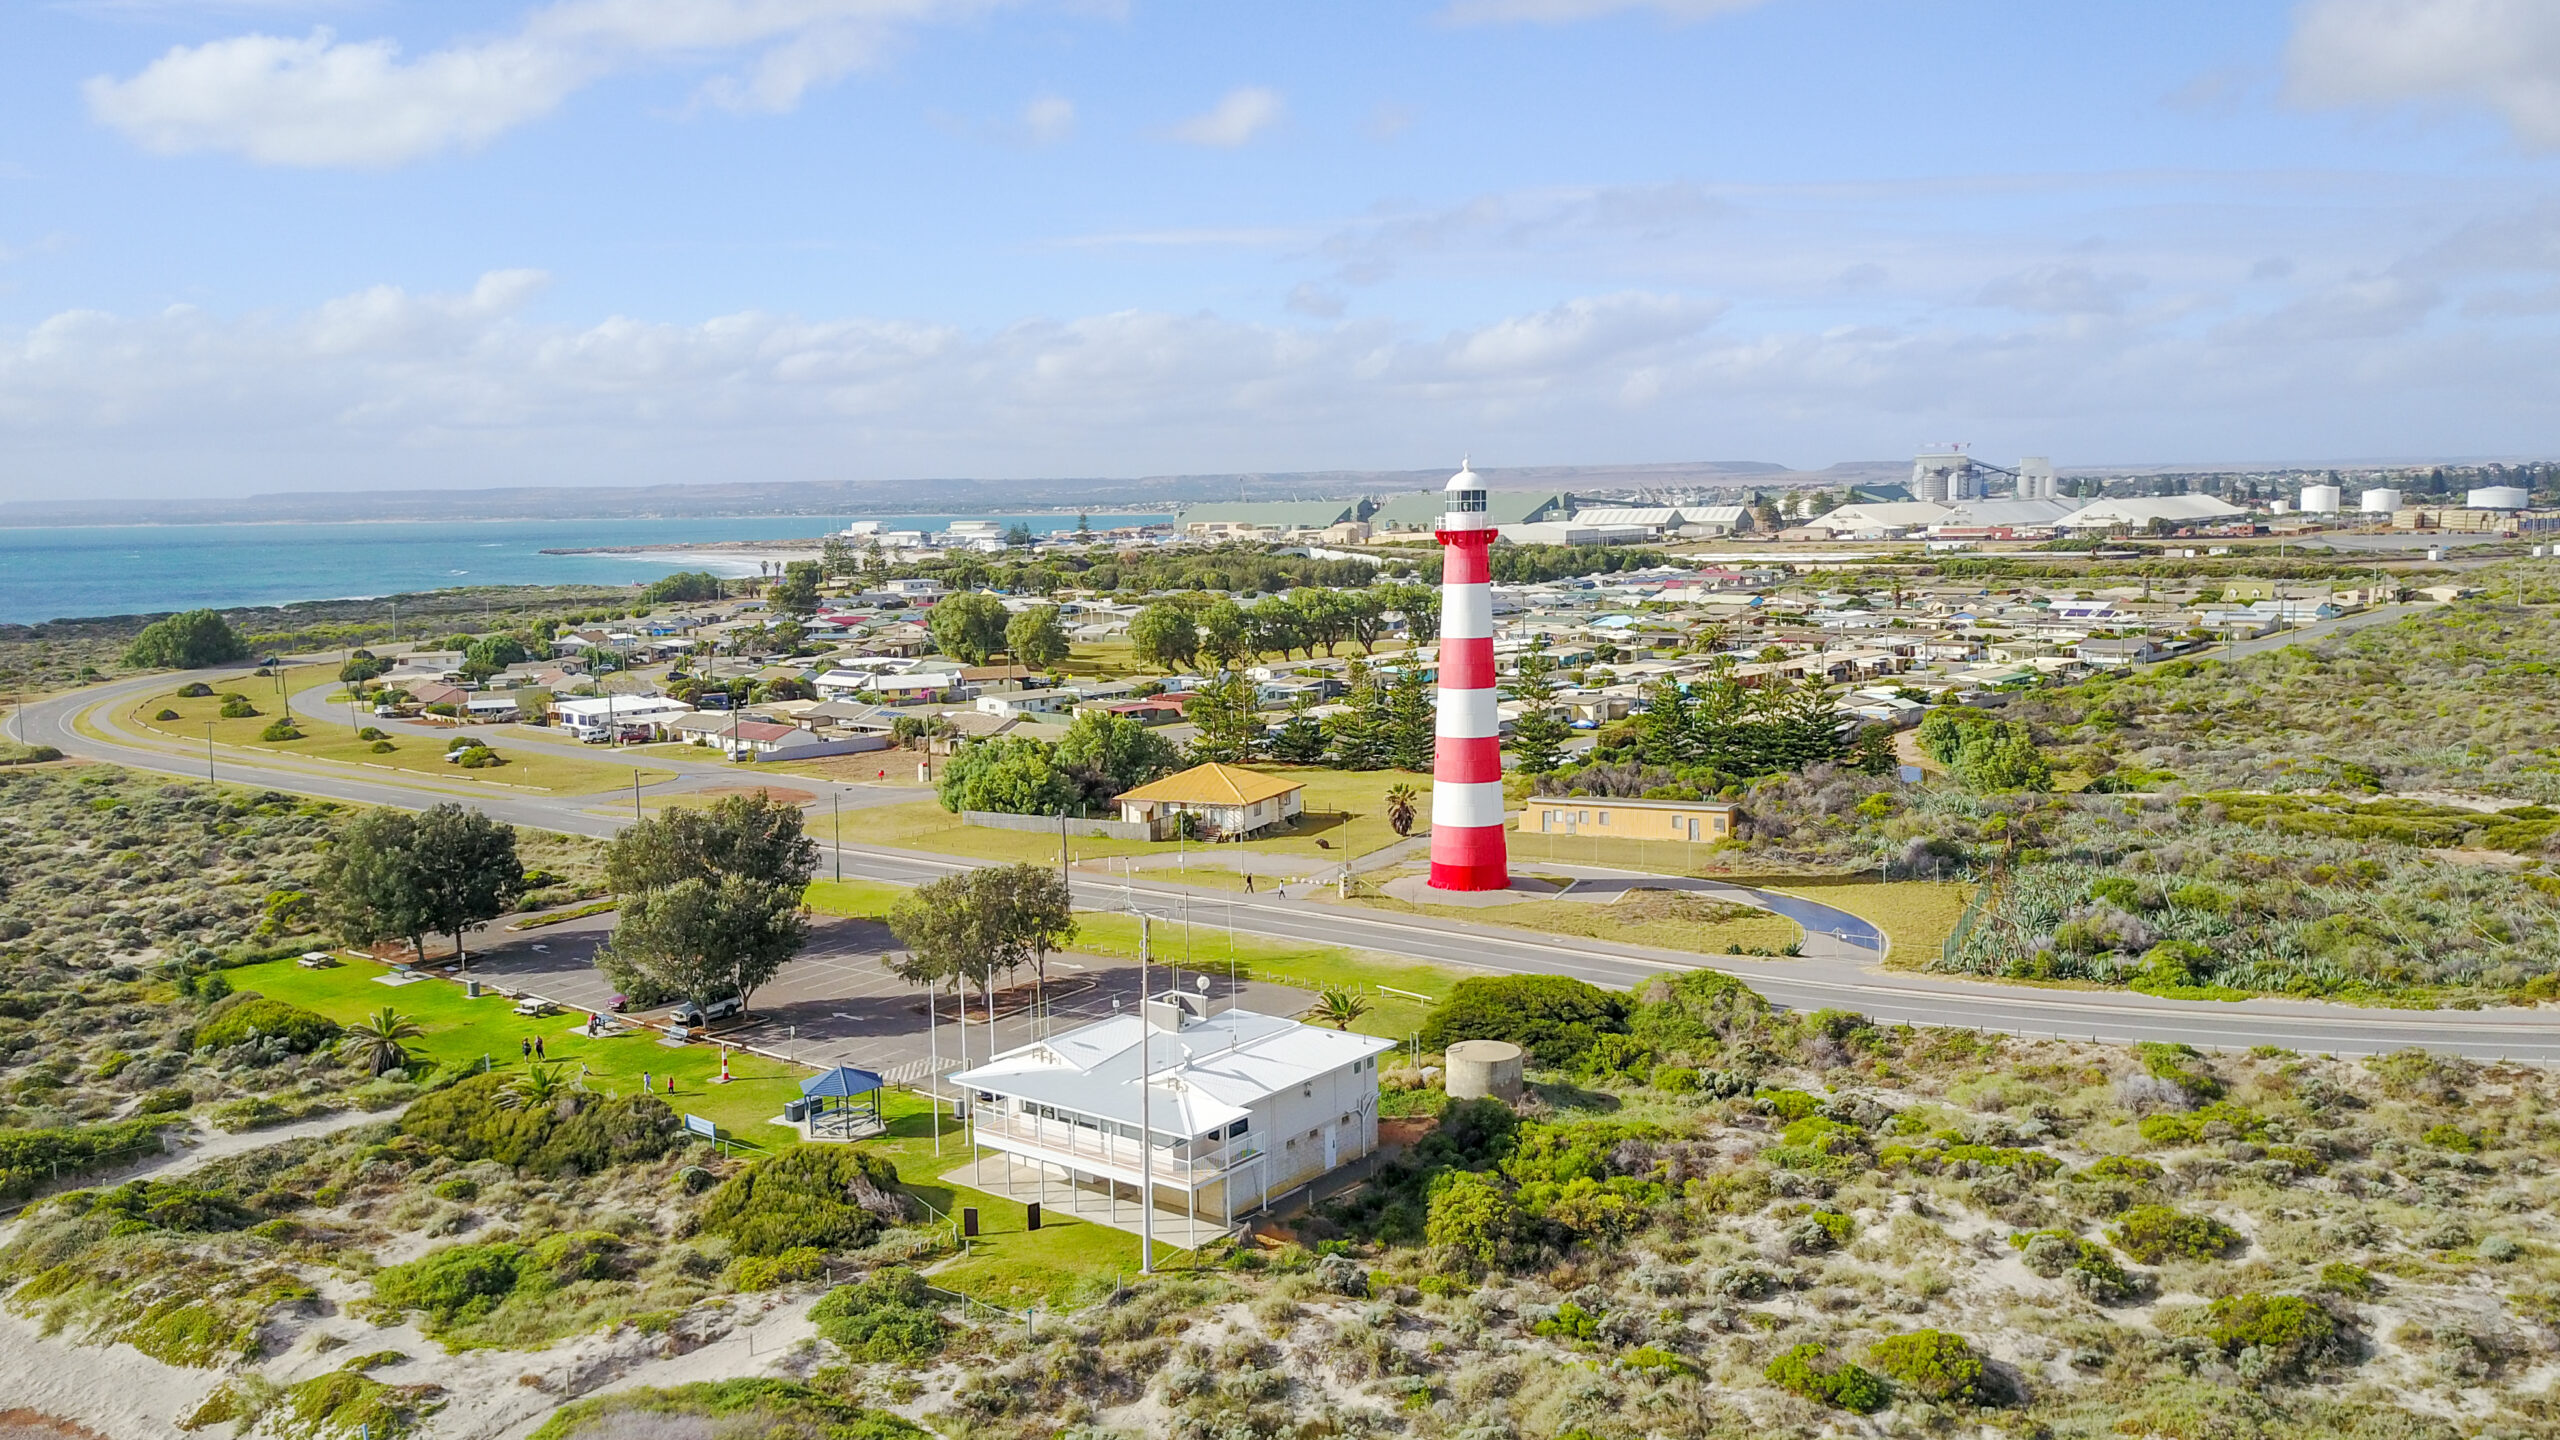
[1428,459,1510,892]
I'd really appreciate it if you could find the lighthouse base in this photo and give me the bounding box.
[1428,860,1512,892]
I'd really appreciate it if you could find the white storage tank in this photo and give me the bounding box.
[1444,1039,1525,1105]
[2300,484,2342,514]
[2361,487,2402,514]
[2468,485,2531,510]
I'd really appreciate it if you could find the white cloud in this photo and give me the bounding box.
[84,0,1016,167]
[1439,0,1769,25]
[2287,0,2560,149]
[1022,93,1074,145]
[1170,86,1283,147]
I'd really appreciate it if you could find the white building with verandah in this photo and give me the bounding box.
[947,992,1394,1244]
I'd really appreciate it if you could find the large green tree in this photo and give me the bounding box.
[1388,665,1436,772]
[1199,600,1254,669]
[319,808,436,962]
[928,593,1010,665]
[1053,709,1179,803]
[604,791,822,894]
[934,736,1081,816]
[884,865,1076,1035]
[123,609,249,670]
[599,873,810,1014]
[409,804,528,966]
[770,560,825,618]
[598,791,817,1011]
[1005,605,1070,668]
[1128,602,1199,671]
[1183,668,1264,764]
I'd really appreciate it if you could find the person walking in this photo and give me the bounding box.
[1244,873,1255,894]
[520,1037,531,1059]
[534,1035,546,1060]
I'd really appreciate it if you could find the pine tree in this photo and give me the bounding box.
[1388,665,1435,772]
[1640,677,1691,767]
[1184,668,1264,764]
[1502,641,1569,776]
[1326,661,1393,770]
[1269,695,1328,764]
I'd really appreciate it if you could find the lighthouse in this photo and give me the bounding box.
[1427,459,1511,892]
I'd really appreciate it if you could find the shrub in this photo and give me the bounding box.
[432,1178,480,1201]
[154,708,181,722]
[258,719,302,742]
[2082,1155,2163,1183]
[2203,1293,2349,1380]
[2011,1229,2141,1303]
[2133,1042,2223,1102]
[809,1267,948,1363]
[1419,975,1628,1072]
[1424,1169,1529,1271]
[218,694,259,719]
[696,1146,906,1258]
[2422,1123,2481,1153]
[195,997,339,1054]
[401,1072,679,1178]
[1765,1342,1892,1413]
[371,740,396,753]
[1867,1329,1992,1405]
[177,682,215,698]
[2314,1261,2377,1297]
[2112,1206,2243,1264]
[124,611,249,670]
[528,1381,928,1440]
[729,1247,828,1292]
[137,1087,194,1116]
[358,727,389,741]
[369,1243,526,1327]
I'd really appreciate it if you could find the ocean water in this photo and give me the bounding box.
[0,514,1158,626]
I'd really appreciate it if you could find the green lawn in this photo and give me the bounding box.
[1070,911,1469,1043]
[228,952,1200,1305]
[1764,879,1976,966]
[123,668,675,796]
[1352,884,1803,959]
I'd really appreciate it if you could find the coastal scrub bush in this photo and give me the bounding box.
[258,720,302,743]
[1424,1169,1529,1271]
[1420,974,1629,1072]
[1765,1342,1892,1413]
[123,610,248,670]
[2011,1229,2142,1302]
[2202,1293,2350,1380]
[218,694,258,719]
[2112,1206,2243,1264]
[527,1381,927,1440]
[1867,1329,1993,1405]
[154,708,180,721]
[194,996,339,1054]
[399,1072,679,1178]
[809,1267,949,1362]
[2134,1042,2224,1102]
[695,1146,907,1258]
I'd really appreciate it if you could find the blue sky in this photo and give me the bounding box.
[3,0,2559,499]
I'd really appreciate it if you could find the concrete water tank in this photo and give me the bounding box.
[2361,488,2402,514]
[2468,486,2531,510]
[1444,1040,1525,1104]
[2300,485,2342,514]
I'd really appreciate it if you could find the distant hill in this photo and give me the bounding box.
[0,460,1855,526]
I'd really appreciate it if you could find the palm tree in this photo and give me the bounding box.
[499,1061,570,1112]
[1311,987,1371,1031]
[339,1005,423,1076]
[1383,784,1418,839]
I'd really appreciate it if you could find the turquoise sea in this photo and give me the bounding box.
[0,514,1157,626]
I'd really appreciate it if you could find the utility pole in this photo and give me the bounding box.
[633,769,643,827]
[204,722,215,785]
[1138,911,1155,1275]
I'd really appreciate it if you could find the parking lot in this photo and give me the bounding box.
[452,909,1316,1085]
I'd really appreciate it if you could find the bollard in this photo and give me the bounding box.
[962,1206,979,1238]
[1027,1202,1042,1232]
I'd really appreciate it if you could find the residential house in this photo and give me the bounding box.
[1115,763,1306,840]
[2076,637,2169,668]
[949,992,1394,1241]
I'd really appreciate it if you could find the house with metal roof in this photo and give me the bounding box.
[949,991,1395,1243]
[1114,762,1305,839]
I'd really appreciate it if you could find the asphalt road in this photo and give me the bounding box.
[20,669,2560,1062]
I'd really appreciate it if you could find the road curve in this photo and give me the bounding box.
[18,671,2560,1062]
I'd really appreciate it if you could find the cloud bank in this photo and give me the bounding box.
[2288,0,2560,149]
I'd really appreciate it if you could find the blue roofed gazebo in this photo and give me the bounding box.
[799,1065,886,1139]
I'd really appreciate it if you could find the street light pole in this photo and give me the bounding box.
[834,792,843,883]
[204,721,215,785]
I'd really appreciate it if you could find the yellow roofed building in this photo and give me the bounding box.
[1115,763,1306,840]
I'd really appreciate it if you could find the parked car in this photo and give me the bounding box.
[669,994,744,1027]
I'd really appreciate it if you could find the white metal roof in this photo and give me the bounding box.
[950,1006,1394,1139]
[2052,495,2249,528]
